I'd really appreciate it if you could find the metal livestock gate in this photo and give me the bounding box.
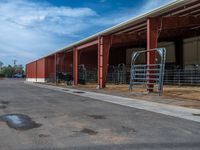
[129,48,166,95]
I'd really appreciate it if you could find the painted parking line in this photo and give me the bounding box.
[25,82,200,123]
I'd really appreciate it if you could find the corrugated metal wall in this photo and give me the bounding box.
[26,36,200,80]
[158,42,175,63]
[126,42,176,66]
[126,48,146,65]
[36,58,46,78]
[45,56,55,78]
[26,59,46,79]
[184,36,200,65]
[26,61,37,78]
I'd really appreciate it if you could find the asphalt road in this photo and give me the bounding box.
[0,79,199,150]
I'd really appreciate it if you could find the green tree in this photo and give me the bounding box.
[1,65,15,77]
[14,65,24,74]
[0,63,24,78]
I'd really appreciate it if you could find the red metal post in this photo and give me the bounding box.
[73,47,79,86]
[98,36,111,89]
[147,18,158,92]
[54,54,57,84]
[35,61,37,82]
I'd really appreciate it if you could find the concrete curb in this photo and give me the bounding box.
[24,81,200,123]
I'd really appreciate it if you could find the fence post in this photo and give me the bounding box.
[178,70,181,86]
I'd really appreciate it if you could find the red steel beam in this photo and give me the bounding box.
[111,21,146,35]
[54,54,57,84]
[35,61,37,82]
[111,30,147,46]
[116,23,147,34]
[160,16,200,30]
[176,4,200,16]
[127,27,147,34]
[112,33,139,44]
[112,1,200,35]
[98,36,111,88]
[169,0,200,16]
[147,18,158,92]
[145,16,200,32]
[73,47,79,86]
[113,16,200,46]
[76,39,98,50]
[111,1,199,35]
[112,16,200,46]
[157,0,200,17]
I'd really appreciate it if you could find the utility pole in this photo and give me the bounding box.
[12,59,17,67]
[0,61,3,70]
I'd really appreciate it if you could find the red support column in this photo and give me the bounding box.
[54,54,57,84]
[73,47,79,86]
[35,61,37,82]
[147,18,159,92]
[98,36,111,89]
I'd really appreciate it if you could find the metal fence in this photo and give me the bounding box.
[107,65,130,84]
[46,64,200,86]
[164,69,200,85]
[108,67,200,86]
[78,64,98,84]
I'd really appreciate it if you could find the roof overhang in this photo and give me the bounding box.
[29,0,199,63]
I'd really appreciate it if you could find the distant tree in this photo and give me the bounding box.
[14,64,24,74]
[0,63,24,78]
[1,65,15,77]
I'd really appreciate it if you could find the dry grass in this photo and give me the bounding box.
[47,82,200,108]
[76,83,200,101]
[72,83,200,109]
[163,85,200,101]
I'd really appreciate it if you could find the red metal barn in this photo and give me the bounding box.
[26,0,200,91]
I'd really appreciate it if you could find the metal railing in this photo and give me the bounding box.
[78,64,98,84]
[164,69,200,85]
[46,64,200,87]
[107,64,130,84]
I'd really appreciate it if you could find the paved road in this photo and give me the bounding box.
[0,79,200,150]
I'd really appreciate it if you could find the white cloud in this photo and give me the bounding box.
[0,0,97,65]
[0,0,173,66]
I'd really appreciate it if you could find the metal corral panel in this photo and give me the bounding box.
[26,61,37,78]
[36,58,46,78]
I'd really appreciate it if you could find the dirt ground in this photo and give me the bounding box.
[42,80,200,109]
[64,83,200,109]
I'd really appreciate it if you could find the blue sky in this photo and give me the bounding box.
[0,0,173,66]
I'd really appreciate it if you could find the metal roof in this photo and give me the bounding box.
[29,0,197,64]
